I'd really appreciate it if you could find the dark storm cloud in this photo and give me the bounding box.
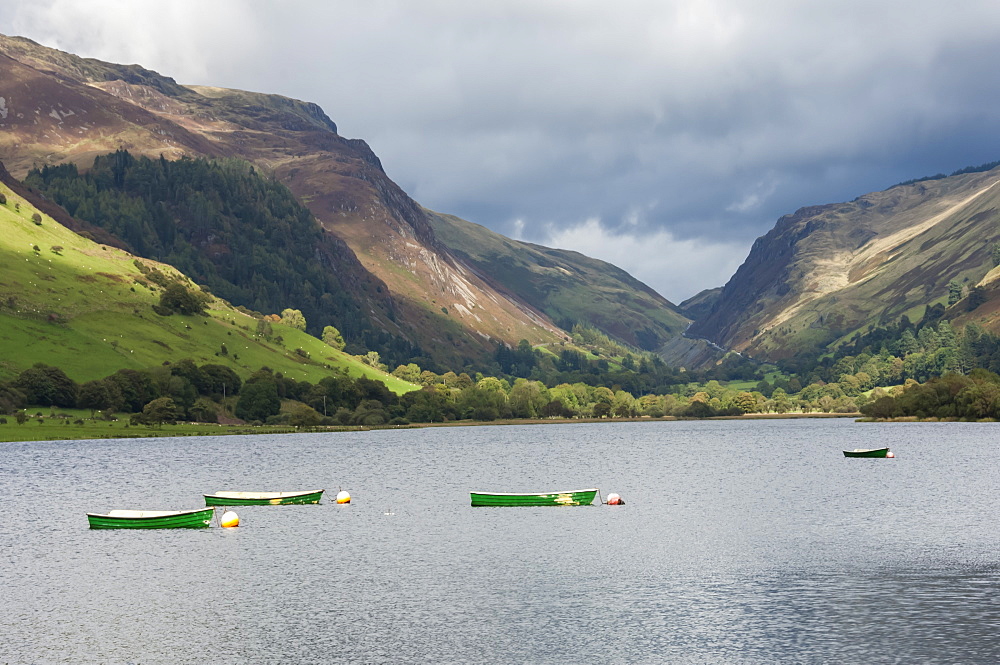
[5,0,1000,302]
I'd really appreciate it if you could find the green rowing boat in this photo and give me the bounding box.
[204,490,324,506]
[470,488,599,507]
[87,508,214,529]
[843,447,891,458]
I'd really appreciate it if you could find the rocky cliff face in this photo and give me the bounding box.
[688,167,1000,359]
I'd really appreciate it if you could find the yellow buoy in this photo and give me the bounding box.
[220,510,240,528]
[336,490,351,504]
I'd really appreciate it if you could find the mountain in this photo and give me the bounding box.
[678,288,722,321]
[22,152,402,352]
[0,34,686,369]
[0,160,417,393]
[688,164,1000,361]
[0,36,409,358]
[426,211,689,350]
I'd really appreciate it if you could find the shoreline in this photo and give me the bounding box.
[409,412,860,428]
[0,411,861,443]
[855,416,1000,423]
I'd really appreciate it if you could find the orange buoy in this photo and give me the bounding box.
[220,510,240,528]
[607,493,624,505]
[336,490,351,504]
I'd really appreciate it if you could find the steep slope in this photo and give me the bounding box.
[0,162,418,393]
[678,288,722,321]
[689,165,1000,359]
[0,48,225,174]
[128,84,572,359]
[0,35,568,366]
[0,36,414,361]
[0,34,688,367]
[23,152,399,348]
[426,210,689,350]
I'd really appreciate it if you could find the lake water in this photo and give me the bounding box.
[3,418,1000,664]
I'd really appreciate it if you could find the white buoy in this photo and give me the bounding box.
[220,510,240,528]
[336,490,351,504]
[607,493,624,505]
[887,451,895,458]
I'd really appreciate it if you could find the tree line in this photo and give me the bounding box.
[777,312,1000,389]
[0,358,768,428]
[861,369,1000,420]
[8,348,1000,427]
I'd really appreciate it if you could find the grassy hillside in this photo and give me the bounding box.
[689,165,1000,361]
[0,180,418,394]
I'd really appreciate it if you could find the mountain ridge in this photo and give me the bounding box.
[426,209,689,351]
[0,33,686,369]
[688,165,1000,360]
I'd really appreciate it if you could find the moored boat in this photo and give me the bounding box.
[204,490,324,506]
[470,488,599,507]
[843,447,891,458]
[86,508,214,529]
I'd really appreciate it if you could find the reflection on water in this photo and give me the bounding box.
[3,419,1000,664]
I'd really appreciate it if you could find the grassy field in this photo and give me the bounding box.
[725,371,786,392]
[0,407,371,442]
[0,416,372,442]
[0,181,418,394]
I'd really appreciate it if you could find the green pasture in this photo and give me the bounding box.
[0,416,356,443]
[0,182,417,394]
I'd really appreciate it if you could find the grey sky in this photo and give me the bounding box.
[5,1,1000,303]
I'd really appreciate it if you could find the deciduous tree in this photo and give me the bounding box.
[77,380,115,417]
[159,283,207,315]
[322,325,346,350]
[235,381,281,422]
[140,397,180,424]
[280,308,307,331]
[14,364,78,407]
[391,363,421,384]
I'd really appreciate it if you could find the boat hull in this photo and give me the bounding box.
[843,448,890,458]
[470,489,598,507]
[204,490,324,506]
[87,508,214,529]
